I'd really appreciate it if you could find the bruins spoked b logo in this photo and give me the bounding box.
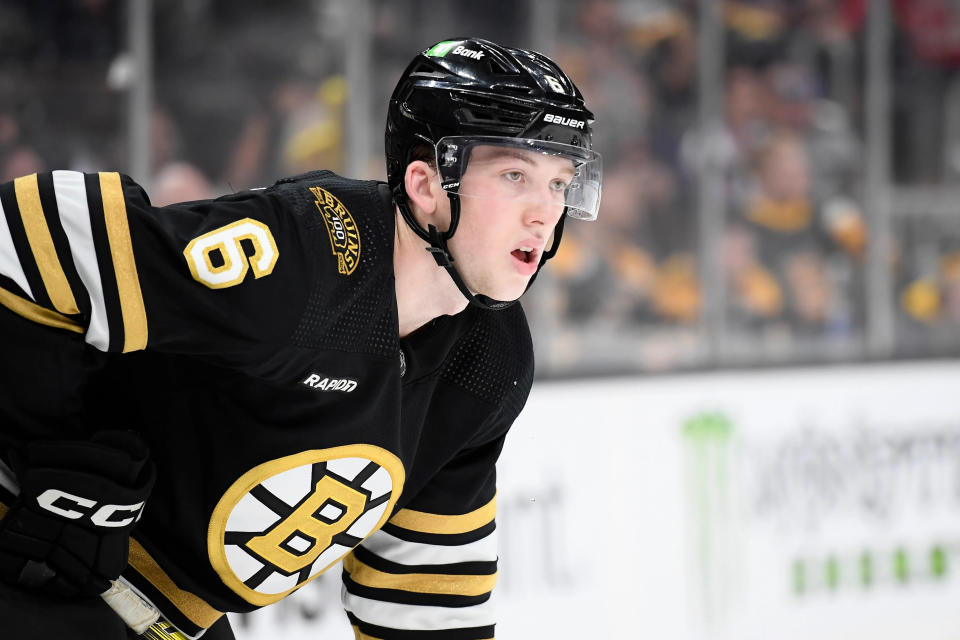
[208,446,404,605]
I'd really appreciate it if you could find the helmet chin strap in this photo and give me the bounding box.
[393,186,563,312]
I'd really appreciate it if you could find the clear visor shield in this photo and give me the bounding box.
[435,136,602,221]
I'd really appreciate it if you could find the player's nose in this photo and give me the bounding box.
[521,195,564,229]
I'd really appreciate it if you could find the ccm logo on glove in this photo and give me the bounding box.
[36,489,145,528]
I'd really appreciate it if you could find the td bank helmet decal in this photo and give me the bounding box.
[208,446,404,606]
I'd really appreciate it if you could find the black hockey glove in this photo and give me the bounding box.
[0,430,155,598]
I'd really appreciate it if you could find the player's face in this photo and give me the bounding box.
[446,145,572,301]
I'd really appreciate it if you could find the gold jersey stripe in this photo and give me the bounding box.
[141,621,190,640]
[352,626,383,640]
[99,172,148,352]
[128,538,223,629]
[343,554,497,597]
[0,285,84,333]
[14,173,80,315]
[389,494,496,535]
[0,501,7,518]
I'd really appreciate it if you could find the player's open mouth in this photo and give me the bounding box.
[511,246,539,275]
[511,247,536,264]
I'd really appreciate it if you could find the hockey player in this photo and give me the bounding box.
[0,37,601,639]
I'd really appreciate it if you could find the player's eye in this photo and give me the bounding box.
[550,178,570,192]
[502,170,524,183]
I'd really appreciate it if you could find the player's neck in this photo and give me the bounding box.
[393,210,468,339]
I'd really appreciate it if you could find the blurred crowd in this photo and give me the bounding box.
[1,0,960,372]
[539,0,960,369]
[0,0,347,199]
[536,0,869,367]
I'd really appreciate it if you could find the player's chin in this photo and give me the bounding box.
[481,275,531,303]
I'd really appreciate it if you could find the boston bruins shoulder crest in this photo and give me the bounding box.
[310,186,361,276]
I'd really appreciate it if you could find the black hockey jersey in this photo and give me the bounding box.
[0,169,534,639]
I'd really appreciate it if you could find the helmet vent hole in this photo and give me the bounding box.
[448,93,539,130]
[486,57,511,75]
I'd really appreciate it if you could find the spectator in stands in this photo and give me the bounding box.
[1,146,45,183]
[729,131,863,334]
[274,76,346,177]
[900,248,960,334]
[151,161,213,207]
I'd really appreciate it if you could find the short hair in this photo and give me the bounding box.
[409,142,436,169]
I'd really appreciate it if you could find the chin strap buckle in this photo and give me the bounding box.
[426,246,454,268]
[425,224,454,267]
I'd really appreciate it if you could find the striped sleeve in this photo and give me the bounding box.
[339,414,516,640]
[0,171,147,352]
[342,494,498,640]
[0,170,310,362]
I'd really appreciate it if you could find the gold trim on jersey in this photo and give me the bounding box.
[208,445,406,607]
[14,173,80,315]
[128,538,224,629]
[343,553,497,597]
[351,626,383,640]
[0,285,84,333]
[389,494,496,535]
[99,172,148,352]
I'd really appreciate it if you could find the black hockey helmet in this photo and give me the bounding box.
[385,37,602,310]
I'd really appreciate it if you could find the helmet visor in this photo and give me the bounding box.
[435,136,602,221]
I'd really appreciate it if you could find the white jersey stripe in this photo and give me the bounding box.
[0,188,34,300]
[0,456,20,497]
[341,586,496,631]
[52,170,109,350]
[360,528,497,567]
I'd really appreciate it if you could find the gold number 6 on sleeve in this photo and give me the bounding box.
[183,218,279,289]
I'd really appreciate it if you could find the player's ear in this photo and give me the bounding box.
[404,160,442,224]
